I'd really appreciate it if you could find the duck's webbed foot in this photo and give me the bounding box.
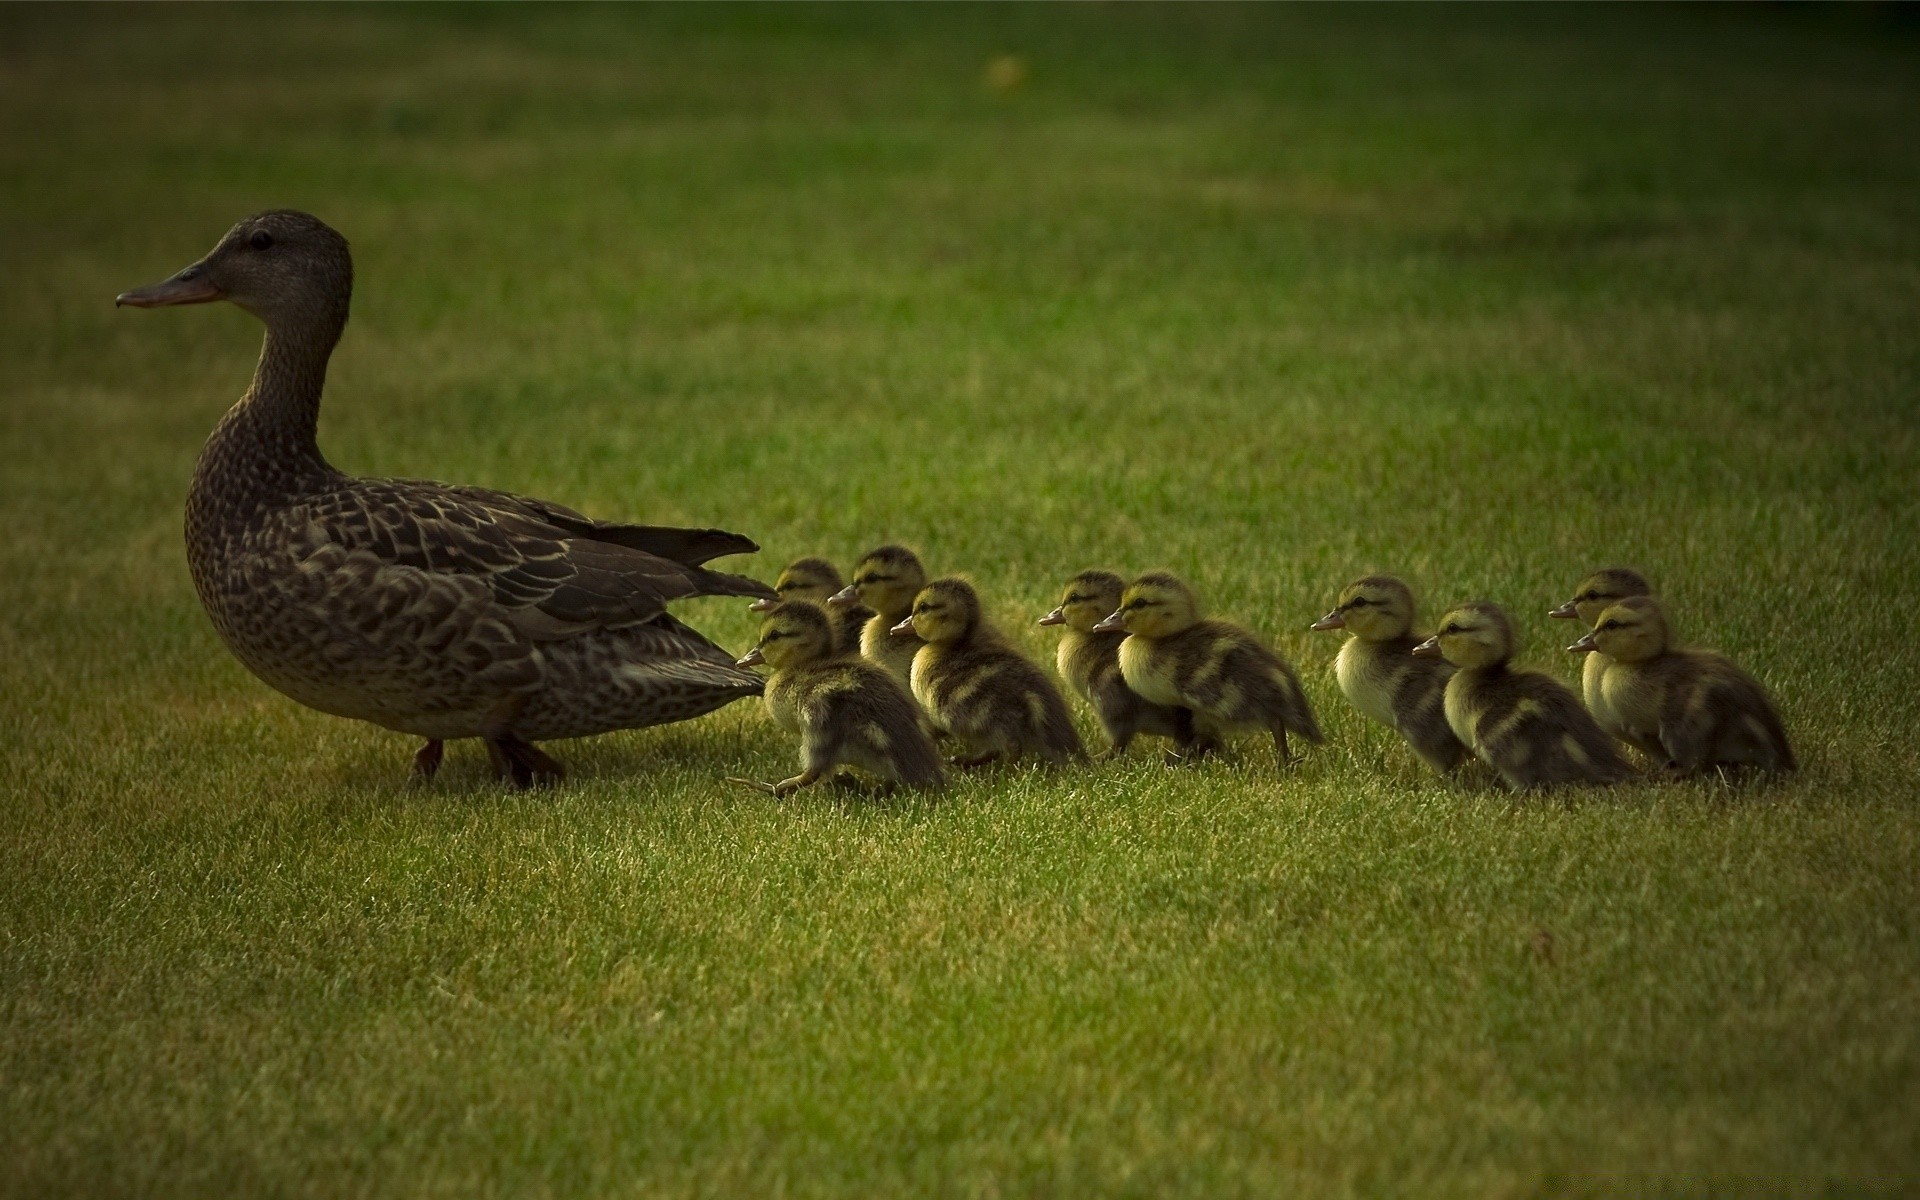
[952,751,1002,770]
[486,733,565,789]
[1271,727,1295,772]
[411,739,445,783]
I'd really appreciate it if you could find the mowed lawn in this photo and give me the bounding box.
[3,4,1918,1195]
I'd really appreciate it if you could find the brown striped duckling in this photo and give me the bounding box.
[1311,575,1467,774]
[750,556,871,658]
[1567,596,1794,775]
[1548,566,1654,731]
[830,544,928,687]
[1093,572,1321,771]
[895,577,1084,766]
[1039,570,1195,760]
[1414,602,1634,790]
[735,601,946,796]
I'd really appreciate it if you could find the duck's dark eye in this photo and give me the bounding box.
[249,230,273,251]
[1601,620,1621,631]
[1346,598,1370,610]
[1443,624,1461,635]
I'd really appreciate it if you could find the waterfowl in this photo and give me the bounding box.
[734,601,946,796]
[1548,566,1654,731]
[829,544,928,686]
[1039,570,1194,760]
[1094,572,1321,772]
[1414,602,1634,791]
[1311,575,1467,774]
[1567,597,1794,775]
[750,556,871,658]
[897,578,1084,766]
[116,211,773,787]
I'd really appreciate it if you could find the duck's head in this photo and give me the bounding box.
[750,556,845,614]
[1312,574,1417,642]
[736,601,835,671]
[1567,595,1669,663]
[1413,601,1513,669]
[1092,572,1199,639]
[1549,567,1652,627]
[116,210,353,330]
[1040,569,1126,633]
[894,577,982,645]
[831,544,926,619]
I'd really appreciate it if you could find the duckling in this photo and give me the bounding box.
[830,544,928,687]
[1548,567,1654,731]
[1039,570,1195,760]
[896,577,1085,766]
[1311,575,1467,774]
[1413,602,1634,790]
[750,556,871,658]
[1093,573,1321,772]
[1567,596,1794,775]
[734,601,946,796]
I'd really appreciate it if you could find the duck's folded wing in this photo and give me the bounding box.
[419,482,761,566]
[306,481,773,640]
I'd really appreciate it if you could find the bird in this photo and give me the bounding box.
[733,601,946,796]
[829,544,929,687]
[1414,601,1634,790]
[1311,574,1468,774]
[1567,596,1794,775]
[1039,570,1194,760]
[1093,572,1321,772]
[749,557,871,658]
[115,210,773,787]
[1548,566,1654,734]
[897,577,1084,766]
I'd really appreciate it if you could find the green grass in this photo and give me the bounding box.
[4,4,1919,1195]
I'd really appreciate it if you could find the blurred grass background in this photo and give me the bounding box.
[2,4,1917,1196]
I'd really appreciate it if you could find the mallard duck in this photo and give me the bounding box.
[829,544,928,686]
[1548,566,1654,731]
[1567,596,1795,775]
[734,601,946,795]
[1414,601,1634,790]
[896,577,1084,766]
[1039,570,1194,759]
[1093,572,1321,772]
[750,556,871,657]
[1311,575,1467,773]
[116,211,773,787]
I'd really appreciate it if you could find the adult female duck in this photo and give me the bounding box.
[118,211,772,786]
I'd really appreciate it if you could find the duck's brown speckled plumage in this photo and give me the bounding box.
[127,211,771,782]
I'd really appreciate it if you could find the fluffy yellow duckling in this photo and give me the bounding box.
[1311,575,1467,774]
[830,544,928,687]
[734,601,946,796]
[1548,566,1654,731]
[896,577,1085,766]
[1414,601,1634,790]
[1039,570,1195,759]
[1567,596,1794,775]
[750,556,871,657]
[1093,572,1321,771]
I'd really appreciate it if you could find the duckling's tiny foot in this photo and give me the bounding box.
[487,734,564,790]
[953,752,1001,770]
[724,776,781,797]
[410,739,445,783]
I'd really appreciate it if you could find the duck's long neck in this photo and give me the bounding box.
[200,310,345,497]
